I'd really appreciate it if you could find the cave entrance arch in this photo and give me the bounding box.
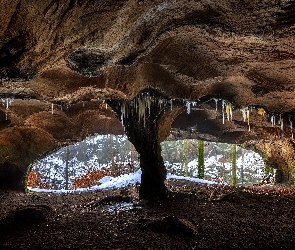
[27,134,139,190]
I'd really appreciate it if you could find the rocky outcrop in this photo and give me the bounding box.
[244,139,295,184]
[1,0,295,190]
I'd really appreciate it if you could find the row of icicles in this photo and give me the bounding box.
[117,94,294,140]
[1,95,293,140]
[210,98,293,140]
[119,92,174,129]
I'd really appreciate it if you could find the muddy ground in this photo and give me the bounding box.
[1,180,295,249]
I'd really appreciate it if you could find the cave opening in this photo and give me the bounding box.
[26,89,273,197]
[27,135,269,192]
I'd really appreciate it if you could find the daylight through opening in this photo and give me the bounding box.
[27,135,270,191]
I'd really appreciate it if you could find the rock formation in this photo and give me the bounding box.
[1,0,295,194]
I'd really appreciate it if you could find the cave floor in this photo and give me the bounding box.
[1,180,295,249]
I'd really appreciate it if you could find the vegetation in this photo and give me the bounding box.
[27,135,265,190]
[71,169,109,189]
[231,144,237,187]
[197,140,205,179]
[264,164,274,177]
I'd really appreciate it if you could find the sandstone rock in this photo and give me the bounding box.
[1,0,295,190]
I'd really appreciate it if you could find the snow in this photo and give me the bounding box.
[28,170,217,194]
[167,173,217,184]
[29,134,265,192]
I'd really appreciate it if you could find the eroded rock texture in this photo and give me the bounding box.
[1,0,295,190]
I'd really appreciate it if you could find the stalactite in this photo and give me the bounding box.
[51,103,54,115]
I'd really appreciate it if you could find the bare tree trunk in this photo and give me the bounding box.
[197,140,205,179]
[65,146,70,190]
[231,144,237,187]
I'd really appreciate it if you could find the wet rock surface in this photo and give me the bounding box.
[1,180,295,249]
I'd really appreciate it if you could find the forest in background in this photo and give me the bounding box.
[27,135,268,190]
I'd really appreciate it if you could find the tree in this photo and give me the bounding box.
[197,140,205,179]
[180,139,189,176]
[64,145,71,190]
[231,144,237,186]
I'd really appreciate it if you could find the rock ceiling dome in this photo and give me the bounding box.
[2,0,295,190]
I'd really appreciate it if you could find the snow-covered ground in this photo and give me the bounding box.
[28,170,217,194]
[29,134,266,191]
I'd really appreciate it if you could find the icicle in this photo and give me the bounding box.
[135,97,138,112]
[192,101,197,107]
[2,98,14,110]
[106,103,108,109]
[82,101,85,107]
[60,105,63,111]
[146,95,152,115]
[170,99,173,111]
[246,109,250,131]
[280,115,284,138]
[120,102,126,122]
[222,100,225,124]
[225,102,232,121]
[137,98,146,127]
[51,103,54,115]
[241,108,247,122]
[5,111,7,121]
[159,98,163,108]
[271,115,275,127]
[186,101,191,114]
[289,116,294,140]
[213,98,218,111]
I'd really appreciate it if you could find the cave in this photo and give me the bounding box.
[2,0,295,248]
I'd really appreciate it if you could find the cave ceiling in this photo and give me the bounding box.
[1,0,295,145]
